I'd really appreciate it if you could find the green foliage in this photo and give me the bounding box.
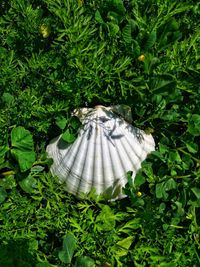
[61,116,82,144]
[74,256,95,267]
[11,126,36,172]
[0,239,37,267]
[0,0,200,266]
[188,114,200,136]
[0,187,7,203]
[58,234,76,264]
[19,174,37,194]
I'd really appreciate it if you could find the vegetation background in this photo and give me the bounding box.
[0,0,199,266]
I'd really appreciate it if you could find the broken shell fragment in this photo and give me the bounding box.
[46,105,155,200]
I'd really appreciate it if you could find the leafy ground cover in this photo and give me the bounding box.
[0,0,200,266]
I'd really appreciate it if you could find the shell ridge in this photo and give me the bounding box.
[100,117,124,190]
[101,122,117,189]
[116,124,154,171]
[124,126,154,158]
[110,121,144,178]
[77,128,94,197]
[124,124,145,144]
[59,132,86,178]
[140,133,155,150]
[93,118,104,190]
[81,123,96,190]
[106,119,129,178]
[58,129,90,191]
[68,128,93,193]
[100,122,106,192]
[59,120,98,188]
[102,122,116,147]
[118,125,143,163]
[104,121,126,181]
[105,122,118,186]
[113,127,138,173]
[89,112,101,189]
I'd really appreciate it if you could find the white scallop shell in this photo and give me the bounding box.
[46,105,155,200]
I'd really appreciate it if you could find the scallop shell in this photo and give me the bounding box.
[46,105,155,200]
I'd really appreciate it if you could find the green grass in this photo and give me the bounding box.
[0,0,200,266]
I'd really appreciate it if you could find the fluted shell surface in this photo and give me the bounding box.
[46,106,155,200]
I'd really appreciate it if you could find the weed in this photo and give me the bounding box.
[0,0,199,266]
